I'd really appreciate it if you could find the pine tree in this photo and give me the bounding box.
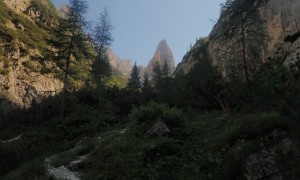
[127,62,141,91]
[49,0,91,116]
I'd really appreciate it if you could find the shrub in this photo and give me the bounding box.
[130,101,186,128]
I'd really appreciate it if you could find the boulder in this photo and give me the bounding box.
[148,121,170,137]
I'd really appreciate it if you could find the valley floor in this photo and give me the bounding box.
[1,110,299,180]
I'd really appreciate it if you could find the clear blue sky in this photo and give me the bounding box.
[52,0,224,66]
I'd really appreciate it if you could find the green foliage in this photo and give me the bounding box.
[0,1,54,56]
[91,54,112,88]
[173,39,222,110]
[127,62,141,91]
[22,60,41,72]
[30,0,58,22]
[219,0,267,84]
[0,1,10,24]
[130,101,185,128]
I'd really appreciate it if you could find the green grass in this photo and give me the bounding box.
[75,110,290,180]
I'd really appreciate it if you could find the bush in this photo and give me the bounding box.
[130,101,186,128]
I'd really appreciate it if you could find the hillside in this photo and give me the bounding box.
[0,0,63,109]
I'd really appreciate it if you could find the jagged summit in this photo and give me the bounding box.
[146,39,176,77]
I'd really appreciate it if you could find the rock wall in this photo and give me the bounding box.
[0,40,63,109]
[176,0,300,74]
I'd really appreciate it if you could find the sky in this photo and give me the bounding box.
[52,0,225,66]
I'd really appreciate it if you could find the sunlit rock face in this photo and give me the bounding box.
[107,49,134,77]
[176,0,300,74]
[0,0,63,109]
[146,39,176,77]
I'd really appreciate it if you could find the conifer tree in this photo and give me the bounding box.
[49,0,90,116]
[91,8,114,88]
[219,0,267,89]
[127,62,141,91]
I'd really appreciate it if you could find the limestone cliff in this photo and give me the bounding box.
[107,49,134,77]
[146,39,176,77]
[0,0,63,109]
[176,0,300,74]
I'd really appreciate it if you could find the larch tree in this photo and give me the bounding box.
[91,8,114,88]
[50,0,91,116]
[219,0,268,89]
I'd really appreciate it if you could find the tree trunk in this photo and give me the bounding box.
[241,17,251,91]
[60,35,74,117]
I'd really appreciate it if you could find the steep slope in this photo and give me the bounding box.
[146,39,176,77]
[176,0,300,74]
[0,0,63,109]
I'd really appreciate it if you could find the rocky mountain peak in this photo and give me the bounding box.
[146,39,176,77]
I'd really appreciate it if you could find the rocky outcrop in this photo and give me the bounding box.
[107,49,134,77]
[148,121,170,137]
[245,130,299,180]
[0,40,63,108]
[176,0,300,75]
[3,0,32,13]
[146,39,176,77]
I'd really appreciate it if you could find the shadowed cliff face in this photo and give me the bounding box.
[176,0,300,75]
[146,39,176,77]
